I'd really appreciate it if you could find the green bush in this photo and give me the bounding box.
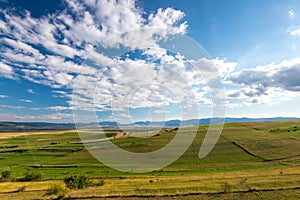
[18,172,42,181]
[63,174,91,189]
[45,184,68,197]
[1,170,11,178]
[90,179,105,187]
[96,179,105,186]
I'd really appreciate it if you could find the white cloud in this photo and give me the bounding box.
[20,99,33,103]
[1,38,44,59]
[0,105,25,109]
[0,113,73,122]
[27,89,35,94]
[0,95,8,98]
[0,62,15,79]
[0,0,227,120]
[152,109,168,114]
[226,58,300,91]
[0,0,188,90]
[72,51,232,113]
[147,8,187,36]
[288,9,295,18]
[48,106,73,111]
[225,58,300,105]
[290,28,300,37]
[30,105,73,111]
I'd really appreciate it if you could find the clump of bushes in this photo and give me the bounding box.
[1,170,11,178]
[45,184,68,198]
[63,174,91,189]
[18,171,42,182]
[95,179,105,186]
[0,170,14,182]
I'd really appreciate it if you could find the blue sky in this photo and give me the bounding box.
[0,0,300,123]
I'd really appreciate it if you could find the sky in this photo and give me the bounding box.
[0,0,300,123]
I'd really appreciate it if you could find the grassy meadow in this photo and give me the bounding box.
[0,120,300,199]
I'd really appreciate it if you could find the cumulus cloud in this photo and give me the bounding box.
[225,58,300,104]
[72,52,232,113]
[0,0,188,89]
[0,0,228,121]
[226,59,300,91]
[0,94,8,98]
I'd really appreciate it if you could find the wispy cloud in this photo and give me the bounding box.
[20,99,33,103]
[289,28,300,37]
[30,106,72,111]
[0,105,25,109]
[0,94,8,98]
[0,113,73,122]
[27,89,35,94]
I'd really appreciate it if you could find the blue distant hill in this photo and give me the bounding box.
[131,117,299,127]
[0,117,299,132]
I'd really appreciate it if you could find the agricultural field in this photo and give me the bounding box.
[0,120,300,199]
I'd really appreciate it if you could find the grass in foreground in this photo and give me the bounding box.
[0,120,299,199]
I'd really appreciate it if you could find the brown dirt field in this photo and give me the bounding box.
[0,130,77,139]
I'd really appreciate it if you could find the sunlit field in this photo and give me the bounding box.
[0,120,300,199]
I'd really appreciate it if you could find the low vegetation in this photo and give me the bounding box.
[45,184,68,197]
[63,174,91,189]
[0,120,299,199]
[18,171,42,182]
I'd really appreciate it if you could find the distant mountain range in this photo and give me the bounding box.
[0,117,299,132]
[125,117,300,127]
[0,122,75,132]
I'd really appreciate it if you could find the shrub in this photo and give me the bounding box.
[220,182,232,193]
[19,172,42,181]
[63,174,91,189]
[45,184,68,197]
[1,170,11,178]
[91,178,105,187]
[96,179,105,186]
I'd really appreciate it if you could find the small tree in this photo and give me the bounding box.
[63,174,91,189]
[24,172,42,181]
[1,171,11,179]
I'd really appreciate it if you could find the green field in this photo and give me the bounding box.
[0,120,300,199]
